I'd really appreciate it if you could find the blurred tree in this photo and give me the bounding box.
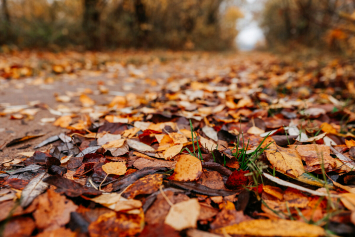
[260,0,355,55]
[83,0,100,50]
[0,0,243,50]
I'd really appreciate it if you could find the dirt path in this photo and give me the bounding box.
[1,51,257,161]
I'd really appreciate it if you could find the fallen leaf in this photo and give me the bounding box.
[36,227,76,237]
[163,144,183,160]
[80,94,95,106]
[54,115,72,128]
[43,175,102,197]
[20,172,49,208]
[214,219,325,236]
[91,193,142,212]
[33,189,78,231]
[3,217,36,237]
[265,145,304,177]
[202,126,218,142]
[199,136,217,151]
[127,139,155,152]
[210,201,247,229]
[247,126,265,135]
[122,127,140,138]
[102,162,127,175]
[88,210,144,237]
[169,132,188,144]
[340,193,355,211]
[6,134,44,147]
[122,174,164,199]
[133,157,176,170]
[263,173,338,197]
[165,198,200,231]
[169,154,202,181]
[102,138,126,149]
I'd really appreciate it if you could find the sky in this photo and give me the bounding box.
[236,0,265,50]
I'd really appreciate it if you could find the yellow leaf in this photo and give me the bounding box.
[214,219,325,236]
[53,116,72,128]
[321,122,337,134]
[102,162,127,175]
[345,139,355,148]
[121,127,140,138]
[163,144,183,160]
[265,148,305,177]
[80,94,95,107]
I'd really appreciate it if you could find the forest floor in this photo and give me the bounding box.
[1,50,355,237]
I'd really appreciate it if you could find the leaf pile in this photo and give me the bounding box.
[2,54,355,236]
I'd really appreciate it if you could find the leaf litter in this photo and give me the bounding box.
[2,53,355,236]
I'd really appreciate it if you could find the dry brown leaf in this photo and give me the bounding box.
[91,193,142,212]
[97,133,122,146]
[265,146,304,177]
[214,219,325,236]
[199,136,217,151]
[294,144,336,172]
[102,162,127,175]
[247,126,265,135]
[202,126,218,142]
[169,132,188,144]
[169,154,202,181]
[122,174,164,199]
[127,139,155,152]
[88,210,144,237]
[33,189,78,231]
[164,199,200,231]
[340,193,355,211]
[133,157,176,170]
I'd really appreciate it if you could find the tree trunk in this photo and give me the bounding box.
[2,0,10,24]
[134,0,148,47]
[83,0,100,50]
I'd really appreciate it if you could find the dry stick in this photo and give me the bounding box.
[159,185,173,206]
[99,174,109,191]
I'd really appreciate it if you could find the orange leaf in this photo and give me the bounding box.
[102,162,127,175]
